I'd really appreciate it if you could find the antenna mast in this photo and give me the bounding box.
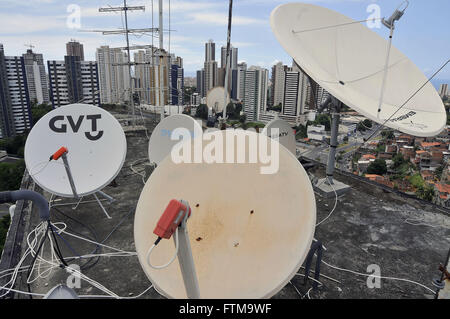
[98,2,156,126]
[221,0,233,128]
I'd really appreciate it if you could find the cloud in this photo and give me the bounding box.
[0,13,65,34]
[185,12,266,26]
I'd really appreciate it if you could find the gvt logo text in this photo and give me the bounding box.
[49,114,104,141]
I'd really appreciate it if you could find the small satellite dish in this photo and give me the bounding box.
[270,3,446,137]
[262,118,296,155]
[135,130,316,298]
[25,104,127,198]
[148,114,202,165]
[206,87,230,114]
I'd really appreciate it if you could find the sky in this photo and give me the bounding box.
[0,0,449,83]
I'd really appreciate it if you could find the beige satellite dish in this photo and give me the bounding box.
[270,3,446,137]
[206,87,230,114]
[134,130,316,298]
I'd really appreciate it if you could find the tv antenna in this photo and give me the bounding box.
[24,44,35,51]
[220,0,234,129]
[92,1,166,126]
[270,2,446,194]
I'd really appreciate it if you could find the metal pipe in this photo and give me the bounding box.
[123,0,136,126]
[222,0,233,124]
[61,153,79,199]
[0,190,49,221]
[177,200,200,298]
[326,102,341,185]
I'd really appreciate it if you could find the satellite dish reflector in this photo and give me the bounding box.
[148,114,202,165]
[24,104,127,198]
[44,285,79,299]
[206,87,229,113]
[262,118,296,155]
[135,130,316,298]
[270,3,446,137]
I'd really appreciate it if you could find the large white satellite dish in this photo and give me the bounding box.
[262,118,297,155]
[148,114,202,165]
[206,87,230,114]
[135,130,316,298]
[24,104,127,198]
[270,3,446,137]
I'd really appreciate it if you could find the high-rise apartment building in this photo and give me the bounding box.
[205,39,215,62]
[48,56,99,108]
[283,69,308,117]
[171,64,184,106]
[243,66,268,122]
[96,46,130,105]
[221,45,238,70]
[196,69,205,98]
[204,60,218,96]
[22,49,49,105]
[439,84,448,98]
[231,62,247,101]
[133,47,172,106]
[0,44,32,138]
[66,40,85,61]
[271,62,286,107]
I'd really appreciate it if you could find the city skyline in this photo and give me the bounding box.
[0,0,449,82]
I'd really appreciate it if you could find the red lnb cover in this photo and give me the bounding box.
[153,199,191,239]
[52,147,68,160]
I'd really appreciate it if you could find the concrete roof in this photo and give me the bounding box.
[3,112,450,299]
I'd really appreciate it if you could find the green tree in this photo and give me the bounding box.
[0,160,25,191]
[435,165,444,180]
[416,185,434,202]
[295,124,308,139]
[381,130,395,140]
[0,134,27,156]
[367,159,387,175]
[239,113,246,125]
[392,153,407,169]
[195,104,209,120]
[313,114,331,131]
[31,103,52,125]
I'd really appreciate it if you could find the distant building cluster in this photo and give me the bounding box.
[355,129,450,207]
[0,39,186,138]
[194,40,330,125]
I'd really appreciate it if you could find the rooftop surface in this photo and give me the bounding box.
[2,113,450,299]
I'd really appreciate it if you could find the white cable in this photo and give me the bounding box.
[322,259,436,294]
[130,158,148,185]
[316,182,338,227]
[146,228,179,269]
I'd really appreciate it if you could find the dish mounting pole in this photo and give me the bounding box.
[177,200,200,298]
[320,96,342,185]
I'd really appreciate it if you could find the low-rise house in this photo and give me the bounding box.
[365,174,394,188]
[395,179,414,193]
[400,146,415,160]
[421,170,434,182]
[385,144,398,154]
[434,183,450,208]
